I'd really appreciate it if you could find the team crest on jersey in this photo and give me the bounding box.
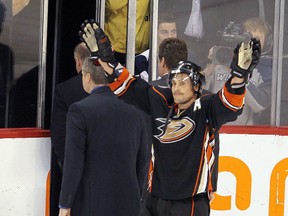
[154,117,195,143]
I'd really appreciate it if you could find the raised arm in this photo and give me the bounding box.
[78,20,122,78]
[209,38,261,128]
[79,20,151,113]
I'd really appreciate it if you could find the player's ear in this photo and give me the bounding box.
[75,56,82,72]
[86,72,92,82]
[193,84,199,92]
[162,57,169,69]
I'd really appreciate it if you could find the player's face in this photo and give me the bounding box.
[158,22,177,44]
[171,73,196,109]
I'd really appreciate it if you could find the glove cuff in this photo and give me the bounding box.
[230,68,251,83]
[225,77,246,94]
[90,52,99,59]
[107,61,119,70]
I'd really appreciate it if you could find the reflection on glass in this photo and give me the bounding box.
[204,18,273,126]
[280,2,288,126]
[0,1,14,128]
[0,0,40,128]
[157,0,276,126]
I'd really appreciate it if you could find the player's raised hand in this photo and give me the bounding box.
[230,37,261,83]
[79,19,119,70]
[79,20,99,56]
[93,21,119,70]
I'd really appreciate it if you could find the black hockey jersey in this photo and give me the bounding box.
[110,68,245,200]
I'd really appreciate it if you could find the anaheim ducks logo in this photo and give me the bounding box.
[155,117,195,143]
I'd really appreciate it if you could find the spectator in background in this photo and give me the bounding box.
[0,0,14,128]
[58,58,149,216]
[149,37,188,87]
[135,12,194,82]
[204,18,272,125]
[159,0,267,67]
[105,0,150,65]
[50,42,89,216]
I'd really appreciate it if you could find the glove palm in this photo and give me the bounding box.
[79,20,99,55]
[230,37,261,82]
[79,20,118,69]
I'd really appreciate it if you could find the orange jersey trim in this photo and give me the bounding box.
[192,127,209,196]
[118,77,136,97]
[223,85,246,108]
[148,159,154,192]
[109,68,130,91]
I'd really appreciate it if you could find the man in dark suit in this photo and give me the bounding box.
[58,58,149,216]
[149,37,188,87]
[51,42,90,167]
[50,42,89,216]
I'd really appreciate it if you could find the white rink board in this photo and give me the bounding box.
[0,138,50,216]
[211,134,288,216]
[0,134,287,216]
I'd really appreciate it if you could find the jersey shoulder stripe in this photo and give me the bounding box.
[220,85,245,111]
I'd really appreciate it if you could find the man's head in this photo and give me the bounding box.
[242,18,271,50]
[158,13,177,45]
[158,37,188,77]
[169,61,205,109]
[74,42,90,73]
[81,58,108,93]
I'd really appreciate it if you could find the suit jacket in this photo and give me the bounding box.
[59,86,149,216]
[50,73,89,162]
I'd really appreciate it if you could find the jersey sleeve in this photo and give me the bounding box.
[109,67,151,114]
[220,83,245,112]
[208,78,246,129]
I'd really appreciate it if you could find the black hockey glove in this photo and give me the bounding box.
[79,20,119,70]
[230,37,261,83]
[79,20,100,63]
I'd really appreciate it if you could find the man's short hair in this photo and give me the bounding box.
[158,12,176,26]
[158,38,188,70]
[82,58,109,85]
[74,42,90,62]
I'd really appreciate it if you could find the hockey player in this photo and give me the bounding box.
[79,20,261,216]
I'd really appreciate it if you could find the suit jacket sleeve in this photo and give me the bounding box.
[50,85,68,162]
[59,103,86,208]
[136,114,150,196]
